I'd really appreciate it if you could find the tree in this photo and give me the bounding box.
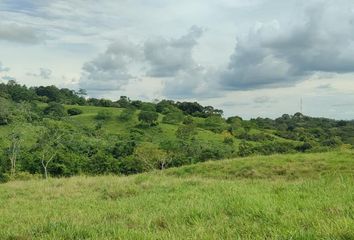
[156,100,175,113]
[0,98,11,125]
[116,96,131,108]
[35,85,62,102]
[7,130,22,175]
[138,111,158,126]
[77,88,87,97]
[34,121,66,179]
[132,143,168,170]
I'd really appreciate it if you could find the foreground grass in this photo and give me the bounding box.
[1,151,354,239]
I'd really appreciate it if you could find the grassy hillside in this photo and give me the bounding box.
[0,104,232,146]
[1,150,354,239]
[63,104,230,144]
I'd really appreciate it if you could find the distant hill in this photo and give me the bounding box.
[0,81,353,181]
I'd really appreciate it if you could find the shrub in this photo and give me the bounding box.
[88,151,120,174]
[238,132,274,142]
[199,115,227,133]
[162,111,184,124]
[67,108,82,116]
[238,141,255,157]
[119,108,135,121]
[95,110,113,121]
[183,116,194,125]
[321,137,342,147]
[176,124,197,140]
[223,136,234,145]
[138,111,158,126]
[43,102,67,119]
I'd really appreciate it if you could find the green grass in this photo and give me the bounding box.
[1,150,354,239]
[64,105,236,145]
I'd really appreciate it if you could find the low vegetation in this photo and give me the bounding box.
[0,150,353,239]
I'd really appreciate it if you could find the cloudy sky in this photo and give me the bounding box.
[1,0,354,119]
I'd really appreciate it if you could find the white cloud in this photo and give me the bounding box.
[222,1,354,90]
[0,62,10,72]
[1,0,354,119]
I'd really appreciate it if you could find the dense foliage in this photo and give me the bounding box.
[0,81,353,182]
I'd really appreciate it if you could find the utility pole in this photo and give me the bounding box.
[300,97,303,114]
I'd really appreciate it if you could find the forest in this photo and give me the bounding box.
[1,80,354,182]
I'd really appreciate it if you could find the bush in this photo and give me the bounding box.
[43,102,67,119]
[176,124,197,140]
[296,142,314,152]
[0,98,12,125]
[162,111,184,124]
[138,111,158,126]
[0,111,10,125]
[199,115,227,133]
[95,110,113,121]
[88,151,120,174]
[238,132,274,142]
[238,141,255,157]
[183,116,194,125]
[223,136,234,145]
[322,137,342,147]
[67,108,82,116]
[119,108,135,121]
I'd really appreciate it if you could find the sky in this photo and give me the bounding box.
[0,0,354,119]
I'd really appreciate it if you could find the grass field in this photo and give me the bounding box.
[1,150,354,239]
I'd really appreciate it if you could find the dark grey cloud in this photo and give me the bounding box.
[79,40,141,91]
[144,26,203,77]
[0,23,42,44]
[221,1,354,90]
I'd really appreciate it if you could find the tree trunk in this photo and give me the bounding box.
[44,166,48,179]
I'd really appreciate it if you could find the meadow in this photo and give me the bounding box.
[1,150,353,239]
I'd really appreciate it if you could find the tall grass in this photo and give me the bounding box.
[0,151,353,239]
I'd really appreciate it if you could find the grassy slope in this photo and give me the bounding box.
[64,104,230,145]
[0,104,298,149]
[1,150,354,239]
[0,104,226,146]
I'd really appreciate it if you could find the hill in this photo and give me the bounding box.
[1,150,354,239]
[1,82,354,181]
